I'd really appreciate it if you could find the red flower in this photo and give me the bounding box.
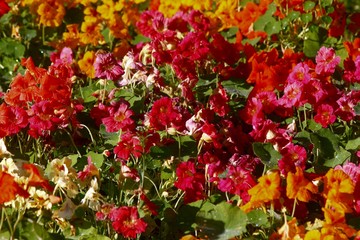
[174,160,206,203]
[0,171,29,204]
[209,85,230,117]
[114,132,143,160]
[108,206,147,239]
[0,103,28,138]
[314,104,337,128]
[0,0,10,18]
[23,163,53,192]
[278,143,307,175]
[77,156,100,182]
[147,97,182,131]
[101,100,135,132]
[28,100,62,138]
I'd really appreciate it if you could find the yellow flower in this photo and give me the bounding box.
[78,51,96,78]
[286,167,318,202]
[79,21,104,46]
[62,24,81,49]
[304,230,321,240]
[37,0,65,27]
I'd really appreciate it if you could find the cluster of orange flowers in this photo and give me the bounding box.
[239,167,360,239]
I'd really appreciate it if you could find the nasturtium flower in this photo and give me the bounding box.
[37,0,65,27]
[314,104,337,128]
[78,51,96,78]
[0,171,29,204]
[114,132,143,160]
[94,52,124,80]
[315,46,341,75]
[101,100,135,133]
[286,167,317,202]
[241,171,281,212]
[0,0,10,18]
[108,206,147,239]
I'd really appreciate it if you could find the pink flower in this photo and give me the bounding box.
[50,47,73,67]
[315,46,340,75]
[218,166,256,202]
[288,62,311,84]
[109,206,147,239]
[101,100,135,133]
[314,103,337,128]
[94,52,124,80]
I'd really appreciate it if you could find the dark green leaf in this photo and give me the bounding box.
[264,19,281,36]
[196,201,247,240]
[310,128,340,159]
[253,142,281,168]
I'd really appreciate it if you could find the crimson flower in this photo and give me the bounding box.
[101,100,134,133]
[288,62,311,84]
[77,156,100,182]
[94,52,124,80]
[278,143,307,175]
[28,100,62,138]
[108,206,147,239]
[114,132,143,160]
[0,171,29,204]
[218,166,256,202]
[209,85,230,117]
[147,97,182,131]
[0,0,10,18]
[315,46,340,75]
[314,104,337,128]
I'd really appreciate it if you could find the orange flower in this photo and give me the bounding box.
[241,171,281,212]
[270,218,305,240]
[286,167,318,202]
[37,0,65,27]
[0,171,29,204]
[23,163,53,192]
[323,169,354,213]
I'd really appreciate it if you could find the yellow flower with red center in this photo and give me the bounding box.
[37,0,65,27]
[78,51,96,78]
[286,167,318,202]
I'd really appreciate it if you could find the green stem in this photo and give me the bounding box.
[4,209,13,238]
[64,129,81,157]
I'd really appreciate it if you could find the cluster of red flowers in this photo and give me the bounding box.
[1,48,82,139]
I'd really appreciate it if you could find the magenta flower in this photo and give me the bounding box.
[94,52,124,80]
[315,46,341,75]
[288,62,311,83]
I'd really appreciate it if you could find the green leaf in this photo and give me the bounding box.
[246,209,270,228]
[253,3,276,31]
[288,11,300,20]
[303,26,327,57]
[196,201,247,240]
[310,128,340,159]
[87,151,104,168]
[323,147,351,168]
[16,220,55,240]
[346,137,360,150]
[304,1,316,11]
[264,19,281,36]
[0,38,25,58]
[301,13,313,23]
[321,0,333,7]
[252,142,281,168]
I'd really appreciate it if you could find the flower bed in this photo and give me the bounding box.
[1,0,360,239]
